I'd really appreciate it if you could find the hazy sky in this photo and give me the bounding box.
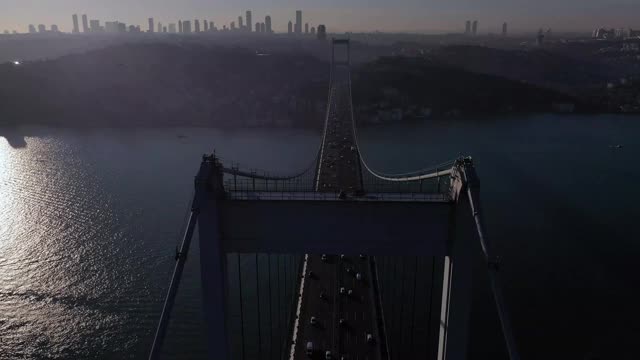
[2,0,639,34]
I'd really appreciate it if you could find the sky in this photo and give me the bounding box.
[1,0,639,34]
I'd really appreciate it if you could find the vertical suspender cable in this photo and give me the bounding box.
[256,254,262,360]
[268,255,274,360]
[238,254,246,360]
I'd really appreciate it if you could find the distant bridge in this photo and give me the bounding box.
[150,39,519,360]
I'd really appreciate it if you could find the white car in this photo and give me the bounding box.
[340,287,345,295]
[366,333,374,344]
[310,316,317,326]
[325,350,333,359]
[356,273,362,281]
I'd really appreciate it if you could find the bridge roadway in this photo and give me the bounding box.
[292,66,382,360]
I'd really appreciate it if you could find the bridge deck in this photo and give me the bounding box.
[292,64,382,360]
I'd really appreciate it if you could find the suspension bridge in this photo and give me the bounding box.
[149,39,519,360]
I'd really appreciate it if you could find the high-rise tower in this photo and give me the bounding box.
[246,11,252,32]
[72,14,79,33]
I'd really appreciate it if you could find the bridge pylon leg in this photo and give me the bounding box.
[438,177,474,360]
[197,155,230,359]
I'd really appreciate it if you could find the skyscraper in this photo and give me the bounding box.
[195,19,200,32]
[158,22,163,33]
[51,25,59,32]
[246,11,252,32]
[209,21,214,31]
[265,16,272,33]
[178,20,183,33]
[38,24,46,33]
[311,27,316,35]
[472,20,478,35]
[238,16,243,30]
[465,20,471,35]
[260,23,265,33]
[82,14,89,33]
[168,23,177,33]
[295,10,302,34]
[502,22,508,36]
[305,23,309,34]
[255,22,259,32]
[230,21,236,30]
[72,14,79,33]
[90,20,101,32]
[148,18,154,33]
[288,21,293,34]
[204,20,209,31]
[28,24,36,34]
[317,24,326,40]
[183,21,192,33]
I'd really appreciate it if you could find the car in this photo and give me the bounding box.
[340,287,345,295]
[347,289,353,296]
[340,254,345,260]
[310,316,317,326]
[306,341,313,356]
[325,350,333,359]
[339,318,345,326]
[356,272,362,281]
[359,254,365,259]
[321,254,327,262]
[366,333,374,344]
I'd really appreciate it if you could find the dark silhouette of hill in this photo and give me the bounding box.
[0,43,329,127]
[430,45,612,94]
[352,56,576,118]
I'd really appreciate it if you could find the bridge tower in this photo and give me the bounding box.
[150,41,519,360]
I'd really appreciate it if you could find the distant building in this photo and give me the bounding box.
[472,20,478,35]
[305,23,309,34]
[288,21,293,34]
[536,28,545,45]
[38,24,46,33]
[260,22,266,33]
[230,21,236,30]
[465,20,471,35]
[255,22,260,32]
[105,21,126,33]
[163,26,167,33]
[209,21,215,31]
[238,16,243,30]
[593,28,615,40]
[28,24,36,34]
[265,16,272,33]
[204,20,209,31]
[90,20,101,32]
[311,27,316,35]
[157,22,162,33]
[183,20,192,33]
[246,11,252,32]
[502,22,508,36]
[317,24,326,40]
[148,18,154,33]
[72,14,80,33]
[295,10,302,34]
[168,23,177,33]
[82,14,89,32]
[51,24,59,32]
[630,29,640,38]
[179,21,183,33]
[195,19,200,32]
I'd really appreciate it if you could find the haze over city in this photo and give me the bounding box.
[2,0,640,33]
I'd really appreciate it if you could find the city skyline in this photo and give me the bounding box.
[2,0,640,34]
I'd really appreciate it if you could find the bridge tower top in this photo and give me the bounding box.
[331,38,351,67]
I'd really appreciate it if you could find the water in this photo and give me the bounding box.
[1,115,639,359]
